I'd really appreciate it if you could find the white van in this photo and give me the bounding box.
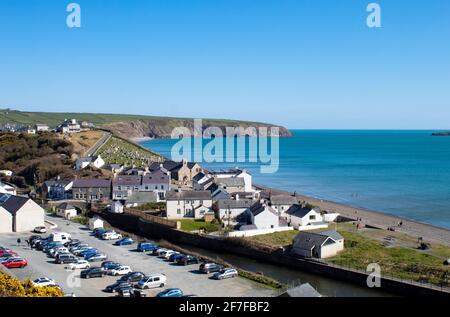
[136,274,166,289]
[102,231,122,240]
[50,232,72,243]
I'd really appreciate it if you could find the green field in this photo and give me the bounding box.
[179,219,220,233]
[95,136,163,168]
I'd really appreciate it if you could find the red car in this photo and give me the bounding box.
[0,250,17,257]
[3,258,28,269]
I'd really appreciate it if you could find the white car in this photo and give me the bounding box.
[50,247,69,257]
[102,232,122,240]
[34,226,47,234]
[213,268,239,280]
[136,274,166,289]
[32,277,56,287]
[109,265,132,276]
[163,250,179,260]
[158,249,174,258]
[66,260,90,270]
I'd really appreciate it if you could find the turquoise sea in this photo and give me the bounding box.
[141,130,450,229]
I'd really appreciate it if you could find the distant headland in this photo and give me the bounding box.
[431,132,450,136]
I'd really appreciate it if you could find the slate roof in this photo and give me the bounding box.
[217,199,254,210]
[166,190,212,201]
[216,177,245,187]
[279,283,321,297]
[0,193,29,215]
[112,175,141,186]
[192,172,206,182]
[249,202,277,217]
[270,194,297,206]
[293,230,343,250]
[72,179,111,188]
[285,204,313,218]
[142,169,170,184]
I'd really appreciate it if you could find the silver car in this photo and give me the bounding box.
[212,268,238,280]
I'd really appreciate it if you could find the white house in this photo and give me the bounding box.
[35,124,49,132]
[210,168,254,193]
[75,155,105,170]
[56,203,78,219]
[58,119,81,134]
[0,193,45,233]
[166,190,212,219]
[292,230,345,259]
[89,217,104,230]
[0,181,17,195]
[217,198,254,223]
[109,200,124,214]
[284,205,327,230]
[270,195,298,216]
[247,202,279,230]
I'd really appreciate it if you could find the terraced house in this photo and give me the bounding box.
[166,190,213,219]
[72,179,112,202]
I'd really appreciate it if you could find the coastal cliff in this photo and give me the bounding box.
[102,118,292,139]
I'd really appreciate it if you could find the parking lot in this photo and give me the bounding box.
[0,217,274,297]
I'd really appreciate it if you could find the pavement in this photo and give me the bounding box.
[0,217,274,297]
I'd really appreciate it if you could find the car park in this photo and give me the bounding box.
[2,257,28,269]
[32,277,56,287]
[86,253,107,262]
[136,273,166,289]
[66,260,90,270]
[34,226,47,234]
[176,255,199,266]
[136,242,158,252]
[80,267,107,279]
[114,238,134,246]
[109,265,132,276]
[119,272,146,284]
[199,262,224,274]
[157,288,184,297]
[212,268,239,280]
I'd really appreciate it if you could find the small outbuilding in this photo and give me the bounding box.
[0,193,45,233]
[110,201,124,214]
[56,203,78,219]
[292,230,344,259]
[89,217,104,230]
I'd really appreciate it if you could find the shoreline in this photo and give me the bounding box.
[130,136,154,142]
[256,184,450,247]
[137,138,450,247]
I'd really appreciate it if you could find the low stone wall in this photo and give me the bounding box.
[227,226,294,237]
[93,211,450,297]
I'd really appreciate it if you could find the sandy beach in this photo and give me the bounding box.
[256,184,450,247]
[130,136,154,143]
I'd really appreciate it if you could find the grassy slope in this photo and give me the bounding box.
[0,109,277,128]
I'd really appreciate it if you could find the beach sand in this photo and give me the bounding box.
[257,184,450,247]
[130,136,154,142]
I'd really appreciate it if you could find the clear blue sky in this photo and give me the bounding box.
[1,0,449,129]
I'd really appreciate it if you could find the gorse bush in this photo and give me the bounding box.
[0,273,63,297]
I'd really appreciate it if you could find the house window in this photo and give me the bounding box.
[118,186,122,190]
[145,186,149,190]
[309,215,316,220]
[177,209,181,214]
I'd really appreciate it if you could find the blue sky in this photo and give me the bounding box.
[0,0,449,129]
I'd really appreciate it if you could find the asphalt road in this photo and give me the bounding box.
[0,217,274,297]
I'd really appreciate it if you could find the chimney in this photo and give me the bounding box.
[182,159,187,166]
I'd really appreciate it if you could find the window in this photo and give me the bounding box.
[177,209,181,214]
[309,215,316,220]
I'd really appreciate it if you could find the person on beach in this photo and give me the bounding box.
[17,238,21,245]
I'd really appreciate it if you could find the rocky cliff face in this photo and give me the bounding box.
[103,119,292,139]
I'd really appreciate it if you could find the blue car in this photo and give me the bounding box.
[114,238,134,246]
[137,242,158,252]
[157,288,184,297]
[81,250,99,258]
[169,253,185,262]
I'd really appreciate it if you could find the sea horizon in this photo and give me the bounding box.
[141,129,450,230]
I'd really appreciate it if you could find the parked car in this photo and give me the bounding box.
[66,260,90,270]
[163,250,179,260]
[2,257,28,269]
[157,249,174,258]
[49,247,69,257]
[32,277,56,287]
[80,267,106,279]
[55,254,78,264]
[199,262,223,274]
[109,265,132,276]
[136,274,166,289]
[213,268,239,280]
[102,232,122,240]
[118,272,146,284]
[104,281,132,293]
[34,226,47,234]
[86,253,107,262]
[77,248,98,257]
[169,253,185,262]
[157,288,183,297]
[101,261,120,268]
[177,255,199,266]
[152,247,168,256]
[0,254,17,262]
[93,228,107,238]
[114,238,134,246]
[137,242,158,252]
